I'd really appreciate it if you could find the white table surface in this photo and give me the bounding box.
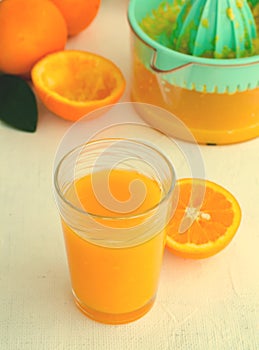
[1,1,259,349]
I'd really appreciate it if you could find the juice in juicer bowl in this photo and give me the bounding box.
[128,0,259,145]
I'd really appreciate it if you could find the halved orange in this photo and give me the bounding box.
[31,50,126,121]
[166,178,241,259]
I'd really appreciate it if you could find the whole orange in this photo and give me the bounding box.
[50,0,101,37]
[0,0,67,76]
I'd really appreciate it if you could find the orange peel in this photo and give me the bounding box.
[31,50,126,121]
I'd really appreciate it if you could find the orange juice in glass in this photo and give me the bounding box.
[54,138,175,324]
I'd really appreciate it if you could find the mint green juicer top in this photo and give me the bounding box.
[128,0,259,94]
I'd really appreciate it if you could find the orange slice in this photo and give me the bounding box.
[31,50,126,121]
[166,178,241,259]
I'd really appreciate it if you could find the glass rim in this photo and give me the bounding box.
[53,137,176,221]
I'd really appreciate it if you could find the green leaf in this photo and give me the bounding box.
[0,74,38,132]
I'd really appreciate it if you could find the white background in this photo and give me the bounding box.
[1,0,259,349]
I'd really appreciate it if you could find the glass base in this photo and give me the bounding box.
[72,292,156,325]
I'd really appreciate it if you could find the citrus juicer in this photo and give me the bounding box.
[128,0,259,144]
[170,0,256,58]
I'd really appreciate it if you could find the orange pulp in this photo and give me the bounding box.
[61,169,166,324]
[166,178,241,259]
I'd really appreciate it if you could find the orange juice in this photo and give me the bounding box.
[61,169,167,324]
[54,138,174,324]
